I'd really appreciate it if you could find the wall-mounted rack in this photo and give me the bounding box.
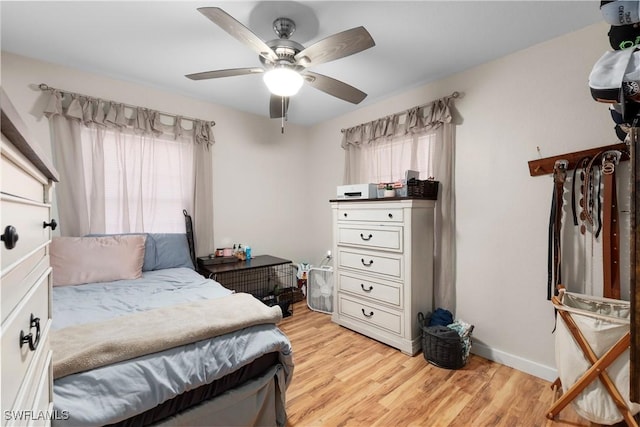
[527,142,629,177]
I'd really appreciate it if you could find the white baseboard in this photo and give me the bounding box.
[472,342,557,382]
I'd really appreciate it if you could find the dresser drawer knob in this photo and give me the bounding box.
[361,258,374,267]
[343,213,348,218]
[360,233,373,241]
[43,219,58,230]
[388,213,393,218]
[360,284,373,292]
[361,309,374,318]
[1,225,19,250]
[19,314,41,352]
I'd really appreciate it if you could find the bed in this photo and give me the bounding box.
[49,232,294,427]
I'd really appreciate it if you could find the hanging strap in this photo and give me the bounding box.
[571,156,591,227]
[594,164,603,238]
[547,160,567,300]
[547,188,557,300]
[601,151,621,299]
[576,151,606,235]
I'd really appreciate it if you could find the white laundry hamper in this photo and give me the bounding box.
[306,266,333,314]
[550,289,639,425]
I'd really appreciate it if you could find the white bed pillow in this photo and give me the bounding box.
[51,235,146,287]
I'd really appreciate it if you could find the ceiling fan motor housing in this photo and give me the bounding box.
[261,38,304,70]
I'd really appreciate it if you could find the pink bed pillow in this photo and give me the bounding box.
[50,235,146,287]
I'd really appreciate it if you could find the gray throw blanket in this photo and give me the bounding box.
[52,292,282,379]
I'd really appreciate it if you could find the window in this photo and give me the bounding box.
[359,132,436,184]
[80,127,194,233]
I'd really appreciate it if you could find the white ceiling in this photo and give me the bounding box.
[1,1,603,126]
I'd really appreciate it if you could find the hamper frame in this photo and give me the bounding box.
[548,287,638,426]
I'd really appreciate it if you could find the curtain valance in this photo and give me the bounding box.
[341,95,454,148]
[42,88,215,147]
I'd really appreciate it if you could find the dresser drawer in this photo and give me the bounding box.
[337,225,402,252]
[338,295,402,335]
[30,358,53,427]
[339,272,401,306]
[1,270,51,412]
[26,352,53,427]
[338,248,403,279]
[1,137,49,203]
[8,348,52,427]
[1,250,48,324]
[337,207,403,223]
[1,195,51,272]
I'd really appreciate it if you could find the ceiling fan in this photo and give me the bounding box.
[186,7,375,119]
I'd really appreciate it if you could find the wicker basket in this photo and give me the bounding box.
[406,178,439,199]
[418,312,473,370]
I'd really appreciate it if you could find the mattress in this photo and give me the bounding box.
[51,268,294,427]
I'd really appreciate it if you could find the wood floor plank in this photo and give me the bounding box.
[279,303,594,427]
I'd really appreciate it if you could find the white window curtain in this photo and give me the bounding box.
[80,127,194,233]
[42,90,215,257]
[349,132,436,184]
[341,97,456,311]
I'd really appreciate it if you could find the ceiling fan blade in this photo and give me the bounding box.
[295,26,375,67]
[269,95,290,119]
[186,67,264,81]
[303,71,367,104]
[197,7,278,62]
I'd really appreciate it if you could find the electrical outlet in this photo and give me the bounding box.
[326,250,332,259]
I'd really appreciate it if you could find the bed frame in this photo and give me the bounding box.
[107,352,284,426]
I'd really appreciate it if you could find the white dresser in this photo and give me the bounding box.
[1,90,59,426]
[330,199,435,355]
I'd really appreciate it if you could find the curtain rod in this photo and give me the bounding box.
[38,83,216,127]
[340,91,459,133]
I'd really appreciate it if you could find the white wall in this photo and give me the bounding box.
[306,22,628,380]
[1,52,316,263]
[1,21,630,381]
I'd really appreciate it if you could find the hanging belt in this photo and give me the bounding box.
[574,152,605,236]
[582,153,599,231]
[548,160,567,300]
[571,156,591,228]
[601,150,621,299]
[594,164,603,238]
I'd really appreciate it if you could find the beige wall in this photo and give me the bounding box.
[1,21,628,380]
[306,21,628,379]
[1,52,315,263]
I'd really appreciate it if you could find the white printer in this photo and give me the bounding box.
[336,183,378,199]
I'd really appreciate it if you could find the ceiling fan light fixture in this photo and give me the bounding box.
[263,67,303,97]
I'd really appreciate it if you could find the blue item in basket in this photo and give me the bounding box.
[429,308,454,326]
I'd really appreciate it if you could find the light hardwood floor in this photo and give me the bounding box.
[278,302,592,427]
